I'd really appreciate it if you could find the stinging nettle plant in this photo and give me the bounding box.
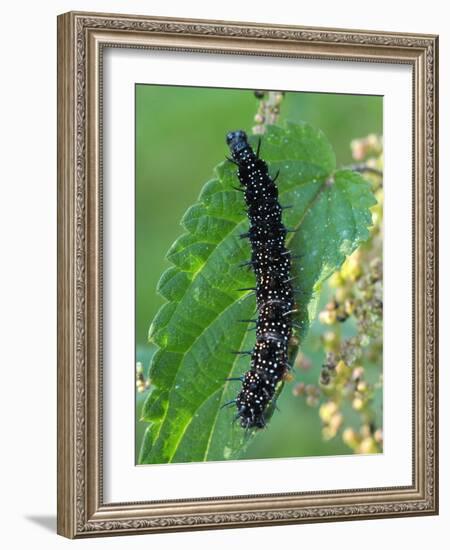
[294,133,384,454]
[138,111,377,465]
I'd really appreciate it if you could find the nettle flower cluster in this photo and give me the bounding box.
[293,134,383,454]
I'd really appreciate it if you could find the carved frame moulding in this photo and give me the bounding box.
[57,11,438,538]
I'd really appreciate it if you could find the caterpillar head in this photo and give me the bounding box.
[226,130,248,153]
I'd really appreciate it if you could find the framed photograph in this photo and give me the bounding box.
[57,11,439,538]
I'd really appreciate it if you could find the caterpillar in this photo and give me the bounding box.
[225,130,296,429]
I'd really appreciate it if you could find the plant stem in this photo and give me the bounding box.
[252,91,285,134]
[347,163,383,178]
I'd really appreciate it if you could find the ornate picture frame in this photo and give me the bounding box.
[57,11,438,538]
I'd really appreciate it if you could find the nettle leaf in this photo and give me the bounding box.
[139,121,376,464]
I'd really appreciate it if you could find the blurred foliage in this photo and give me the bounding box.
[135,85,382,461]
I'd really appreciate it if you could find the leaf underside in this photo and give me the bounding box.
[139,121,376,465]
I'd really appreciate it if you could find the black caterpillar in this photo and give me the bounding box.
[225,130,296,429]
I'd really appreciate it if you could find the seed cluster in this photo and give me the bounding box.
[226,130,295,429]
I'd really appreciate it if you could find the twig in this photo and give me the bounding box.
[347,163,383,178]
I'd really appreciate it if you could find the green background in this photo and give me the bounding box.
[135,85,382,461]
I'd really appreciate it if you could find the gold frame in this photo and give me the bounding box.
[57,11,439,538]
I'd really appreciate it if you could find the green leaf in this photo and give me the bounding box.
[139,121,376,465]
